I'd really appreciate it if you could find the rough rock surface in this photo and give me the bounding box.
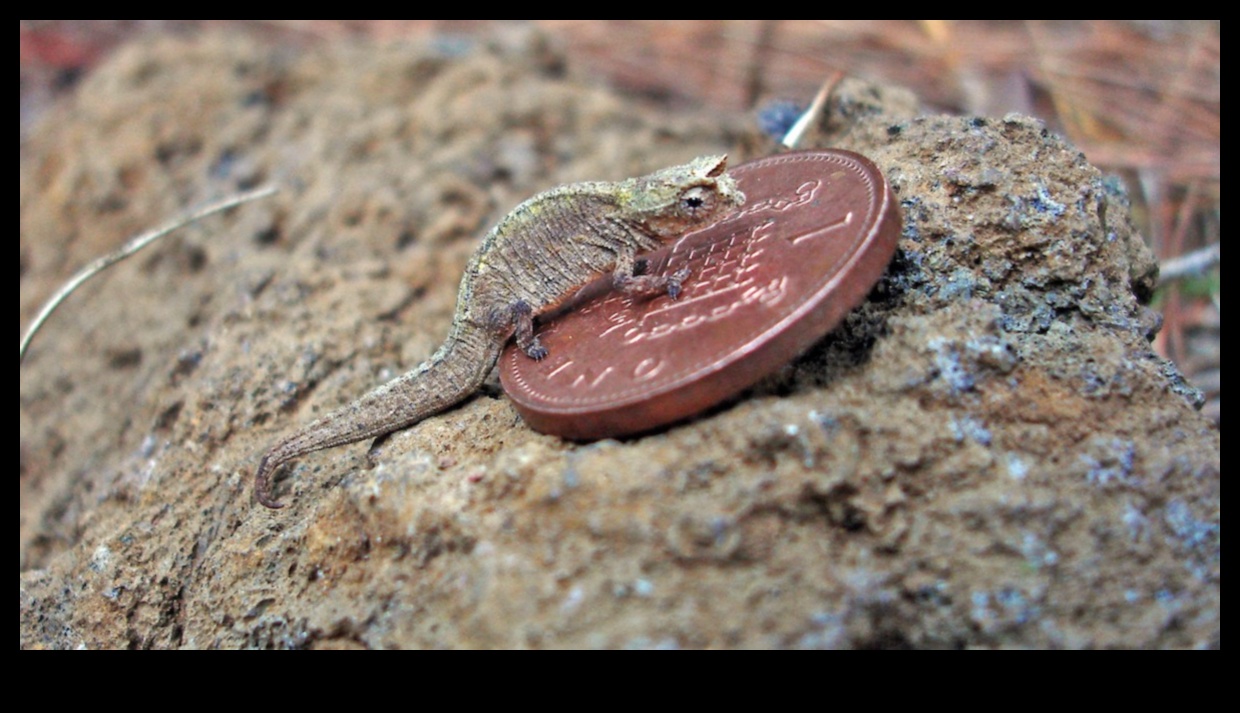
[20,31,1219,648]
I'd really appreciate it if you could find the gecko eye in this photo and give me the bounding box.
[679,186,715,217]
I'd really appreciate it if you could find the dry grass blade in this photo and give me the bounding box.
[781,71,843,149]
[19,185,278,365]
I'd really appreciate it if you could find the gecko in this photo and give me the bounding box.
[255,154,745,508]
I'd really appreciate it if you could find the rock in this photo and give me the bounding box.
[20,32,1218,649]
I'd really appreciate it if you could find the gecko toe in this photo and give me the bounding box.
[667,267,692,300]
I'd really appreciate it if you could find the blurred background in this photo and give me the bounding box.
[20,20,1220,425]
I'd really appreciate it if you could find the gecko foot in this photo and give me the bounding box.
[666,267,692,300]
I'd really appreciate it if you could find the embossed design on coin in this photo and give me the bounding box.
[500,149,901,439]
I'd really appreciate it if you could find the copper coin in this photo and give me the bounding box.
[499,149,901,439]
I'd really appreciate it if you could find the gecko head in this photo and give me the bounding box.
[622,155,746,240]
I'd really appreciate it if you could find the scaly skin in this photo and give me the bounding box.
[255,155,745,508]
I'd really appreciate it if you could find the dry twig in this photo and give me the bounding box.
[1159,243,1220,286]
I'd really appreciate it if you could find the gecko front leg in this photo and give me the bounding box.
[510,300,547,360]
[612,248,692,299]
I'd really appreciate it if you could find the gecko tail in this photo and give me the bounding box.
[255,455,286,509]
[253,328,502,509]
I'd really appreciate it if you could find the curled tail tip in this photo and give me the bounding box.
[255,455,287,509]
[258,492,286,510]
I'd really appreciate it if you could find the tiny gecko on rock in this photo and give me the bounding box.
[255,155,745,508]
